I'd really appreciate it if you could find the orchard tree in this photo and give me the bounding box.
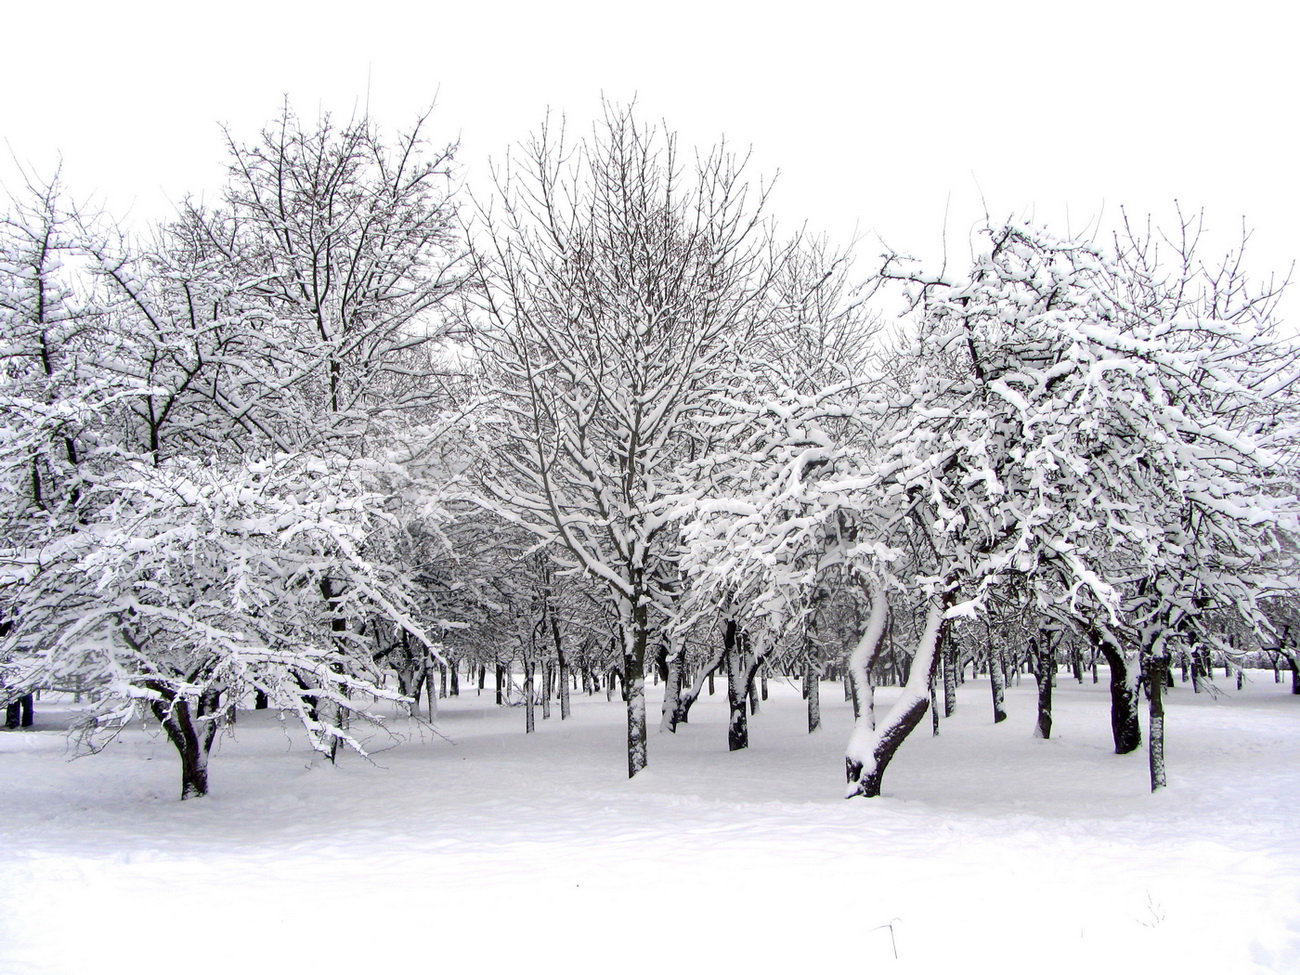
[0,104,471,796]
[469,103,792,777]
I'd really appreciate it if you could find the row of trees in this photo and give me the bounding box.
[2,100,1296,798]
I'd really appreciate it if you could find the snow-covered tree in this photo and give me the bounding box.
[686,217,1299,797]
[0,106,472,797]
[469,103,791,777]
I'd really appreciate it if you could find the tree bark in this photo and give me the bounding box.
[942,631,957,717]
[152,689,221,800]
[623,596,649,777]
[554,621,571,720]
[1033,637,1053,740]
[5,693,33,729]
[524,656,536,733]
[847,590,949,798]
[846,576,888,732]
[659,643,684,733]
[1093,628,1141,754]
[930,674,940,737]
[724,620,748,752]
[988,628,1007,724]
[1147,653,1168,791]
[805,655,822,734]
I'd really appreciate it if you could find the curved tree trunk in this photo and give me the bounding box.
[847,589,949,798]
[674,646,725,727]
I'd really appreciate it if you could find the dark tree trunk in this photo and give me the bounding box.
[495,665,504,706]
[1033,637,1053,740]
[449,659,460,697]
[942,632,957,717]
[724,620,748,752]
[254,689,269,710]
[806,662,821,734]
[1148,654,1169,791]
[1282,648,1300,695]
[1094,629,1141,754]
[152,689,221,800]
[524,656,536,733]
[553,620,571,720]
[540,661,551,720]
[5,694,33,729]
[930,674,940,737]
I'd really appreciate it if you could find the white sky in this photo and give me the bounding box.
[5,0,1297,320]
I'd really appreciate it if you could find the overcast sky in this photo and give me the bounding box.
[5,0,1297,320]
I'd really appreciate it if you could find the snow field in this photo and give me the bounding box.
[1,670,1297,974]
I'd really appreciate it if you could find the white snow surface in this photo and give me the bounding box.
[2,673,1298,973]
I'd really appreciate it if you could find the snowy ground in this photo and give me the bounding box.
[2,670,1298,974]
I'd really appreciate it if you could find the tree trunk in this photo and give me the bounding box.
[1094,628,1141,754]
[554,624,571,720]
[724,620,748,752]
[1281,647,1300,695]
[495,664,504,705]
[847,590,948,799]
[5,693,33,729]
[1148,653,1168,791]
[846,576,887,732]
[659,643,684,733]
[153,690,220,800]
[988,630,1007,724]
[674,646,724,727]
[524,656,536,733]
[942,632,957,717]
[622,596,649,778]
[806,662,821,734]
[930,674,940,737]
[1033,638,1053,740]
[540,661,551,720]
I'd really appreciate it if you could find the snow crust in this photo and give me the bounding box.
[1,674,1297,974]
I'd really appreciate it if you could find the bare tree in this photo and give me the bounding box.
[469,103,789,776]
